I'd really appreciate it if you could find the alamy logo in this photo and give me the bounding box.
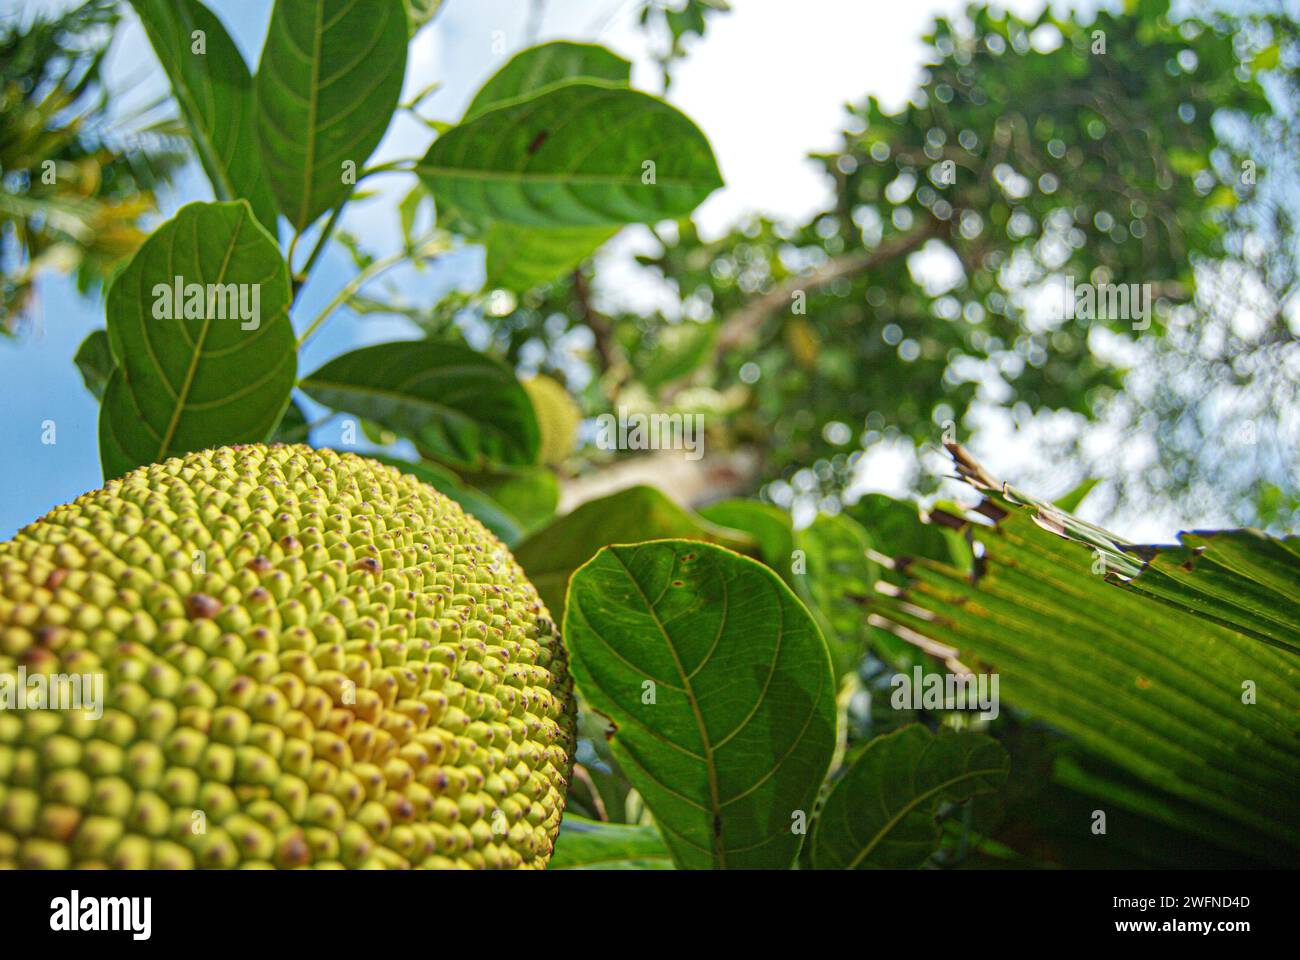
[0,667,103,719]
[890,667,1000,720]
[50,891,151,940]
[594,407,705,461]
[1060,275,1151,330]
[152,276,261,330]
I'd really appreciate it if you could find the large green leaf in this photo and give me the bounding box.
[1125,530,1300,653]
[417,82,722,229]
[298,341,539,471]
[466,466,559,534]
[871,450,1300,865]
[698,500,879,677]
[99,201,295,479]
[1054,477,1099,513]
[484,221,619,291]
[549,814,674,870]
[794,513,880,678]
[1032,743,1278,868]
[697,499,795,570]
[436,44,631,274]
[464,41,631,121]
[130,0,278,234]
[564,541,837,869]
[810,725,1009,869]
[255,0,408,229]
[73,328,113,401]
[929,723,1261,869]
[842,493,952,580]
[514,486,755,619]
[403,0,442,32]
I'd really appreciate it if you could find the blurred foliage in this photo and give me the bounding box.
[462,0,1298,530]
[637,0,731,89]
[0,0,185,333]
[1101,0,1300,529]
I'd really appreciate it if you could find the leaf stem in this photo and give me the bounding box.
[286,230,302,275]
[360,157,422,179]
[294,203,344,292]
[296,234,446,348]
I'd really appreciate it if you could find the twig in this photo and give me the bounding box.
[297,235,447,348]
[359,157,421,179]
[286,230,302,279]
[570,764,608,821]
[715,219,941,352]
[293,204,345,293]
[572,268,621,378]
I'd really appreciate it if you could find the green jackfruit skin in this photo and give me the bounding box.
[0,445,575,869]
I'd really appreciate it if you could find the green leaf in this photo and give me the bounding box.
[635,321,717,389]
[298,340,540,471]
[255,0,408,229]
[417,81,722,229]
[549,814,674,870]
[792,513,880,678]
[514,485,756,619]
[843,493,951,576]
[130,0,278,234]
[73,328,114,401]
[484,222,619,291]
[564,540,837,869]
[810,725,1009,869]
[99,201,295,479]
[1126,530,1300,653]
[397,182,428,251]
[1249,43,1280,73]
[698,501,879,677]
[467,466,559,533]
[696,499,794,571]
[1053,477,1098,512]
[366,453,525,547]
[870,469,1300,864]
[464,41,632,121]
[1035,745,1276,868]
[403,0,443,32]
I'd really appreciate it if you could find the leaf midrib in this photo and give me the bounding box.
[844,764,1005,869]
[416,165,718,188]
[297,0,325,227]
[156,206,247,458]
[140,1,236,202]
[610,547,729,868]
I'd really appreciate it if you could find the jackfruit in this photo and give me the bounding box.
[522,375,579,466]
[0,444,575,869]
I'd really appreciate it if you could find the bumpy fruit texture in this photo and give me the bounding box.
[522,376,579,467]
[0,445,575,869]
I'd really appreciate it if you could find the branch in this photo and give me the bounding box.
[558,448,761,514]
[572,268,613,368]
[572,267,634,398]
[715,219,941,352]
